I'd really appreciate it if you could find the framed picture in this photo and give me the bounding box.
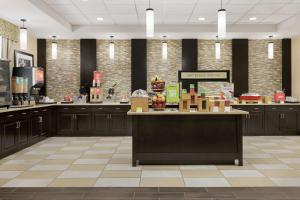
[14,50,34,67]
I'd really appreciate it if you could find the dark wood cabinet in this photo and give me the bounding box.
[110,113,128,136]
[233,105,265,136]
[265,106,299,135]
[19,118,29,145]
[56,106,130,136]
[57,112,74,135]
[73,113,92,134]
[2,120,19,153]
[93,112,110,135]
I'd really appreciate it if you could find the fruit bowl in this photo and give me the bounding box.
[151,81,165,92]
[152,94,166,110]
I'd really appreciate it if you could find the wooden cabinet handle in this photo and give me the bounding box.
[21,112,27,115]
[115,108,121,110]
[34,110,39,113]
[8,114,14,118]
[63,108,69,110]
[97,108,103,110]
[80,108,87,110]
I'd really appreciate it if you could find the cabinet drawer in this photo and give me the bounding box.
[56,107,74,112]
[232,106,248,111]
[265,105,299,111]
[4,111,29,119]
[248,106,264,112]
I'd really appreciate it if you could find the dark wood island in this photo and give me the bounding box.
[128,109,248,166]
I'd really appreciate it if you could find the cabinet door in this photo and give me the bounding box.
[19,118,29,145]
[280,111,298,133]
[30,116,41,141]
[40,115,48,137]
[93,113,110,135]
[2,121,18,152]
[73,113,92,135]
[110,113,128,136]
[248,111,265,135]
[265,111,281,135]
[57,113,74,135]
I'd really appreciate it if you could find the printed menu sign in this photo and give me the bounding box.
[179,70,230,82]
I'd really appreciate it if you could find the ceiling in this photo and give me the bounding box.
[1,0,300,39]
[44,0,300,25]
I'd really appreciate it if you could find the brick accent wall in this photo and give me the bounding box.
[249,39,282,95]
[96,40,131,100]
[147,40,182,91]
[46,40,80,101]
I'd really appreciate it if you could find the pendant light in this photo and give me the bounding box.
[218,0,226,38]
[146,0,154,37]
[162,36,168,60]
[20,19,28,50]
[51,36,57,60]
[215,36,221,60]
[268,36,274,60]
[109,36,115,60]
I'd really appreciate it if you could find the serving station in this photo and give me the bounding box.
[129,109,247,166]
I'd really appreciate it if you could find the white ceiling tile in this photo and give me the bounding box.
[51,4,80,14]
[237,14,269,24]
[44,0,72,5]
[277,3,300,14]
[106,4,136,14]
[248,3,286,14]
[262,14,291,23]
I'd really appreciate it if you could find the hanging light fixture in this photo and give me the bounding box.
[109,36,115,60]
[51,36,57,60]
[20,19,28,50]
[218,0,226,38]
[162,36,168,60]
[268,36,274,59]
[215,36,221,60]
[146,0,154,37]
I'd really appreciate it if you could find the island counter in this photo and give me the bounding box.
[128,109,248,166]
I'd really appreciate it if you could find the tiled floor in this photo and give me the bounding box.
[1,187,300,200]
[1,136,300,187]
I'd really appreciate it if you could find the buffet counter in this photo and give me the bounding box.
[129,109,248,166]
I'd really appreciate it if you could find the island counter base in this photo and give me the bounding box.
[130,113,245,167]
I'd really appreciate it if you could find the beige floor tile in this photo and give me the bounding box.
[227,177,275,186]
[140,178,184,187]
[48,178,97,187]
[3,179,53,187]
[142,165,180,170]
[39,159,74,165]
[0,179,9,186]
[0,164,33,171]
[245,158,282,164]
[181,170,223,178]
[100,170,141,178]
[108,158,131,164]
[217,165,255,170]
[79,154,113,159]
[67,164,105,171]
[288,164,300,170]
[16,171,61,179]
[260,169,300,177]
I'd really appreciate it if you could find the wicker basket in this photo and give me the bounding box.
[131,97,149,112]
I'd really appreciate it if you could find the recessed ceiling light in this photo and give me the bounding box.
[249,17,257,21]
[198,17,205,21]
[97,17,104,21]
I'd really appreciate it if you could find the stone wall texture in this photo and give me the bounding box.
[46,40,80,101]
[198,40,232,96]
[147,40,182,91]
[249,39,282,95]
[96,40,131,100]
